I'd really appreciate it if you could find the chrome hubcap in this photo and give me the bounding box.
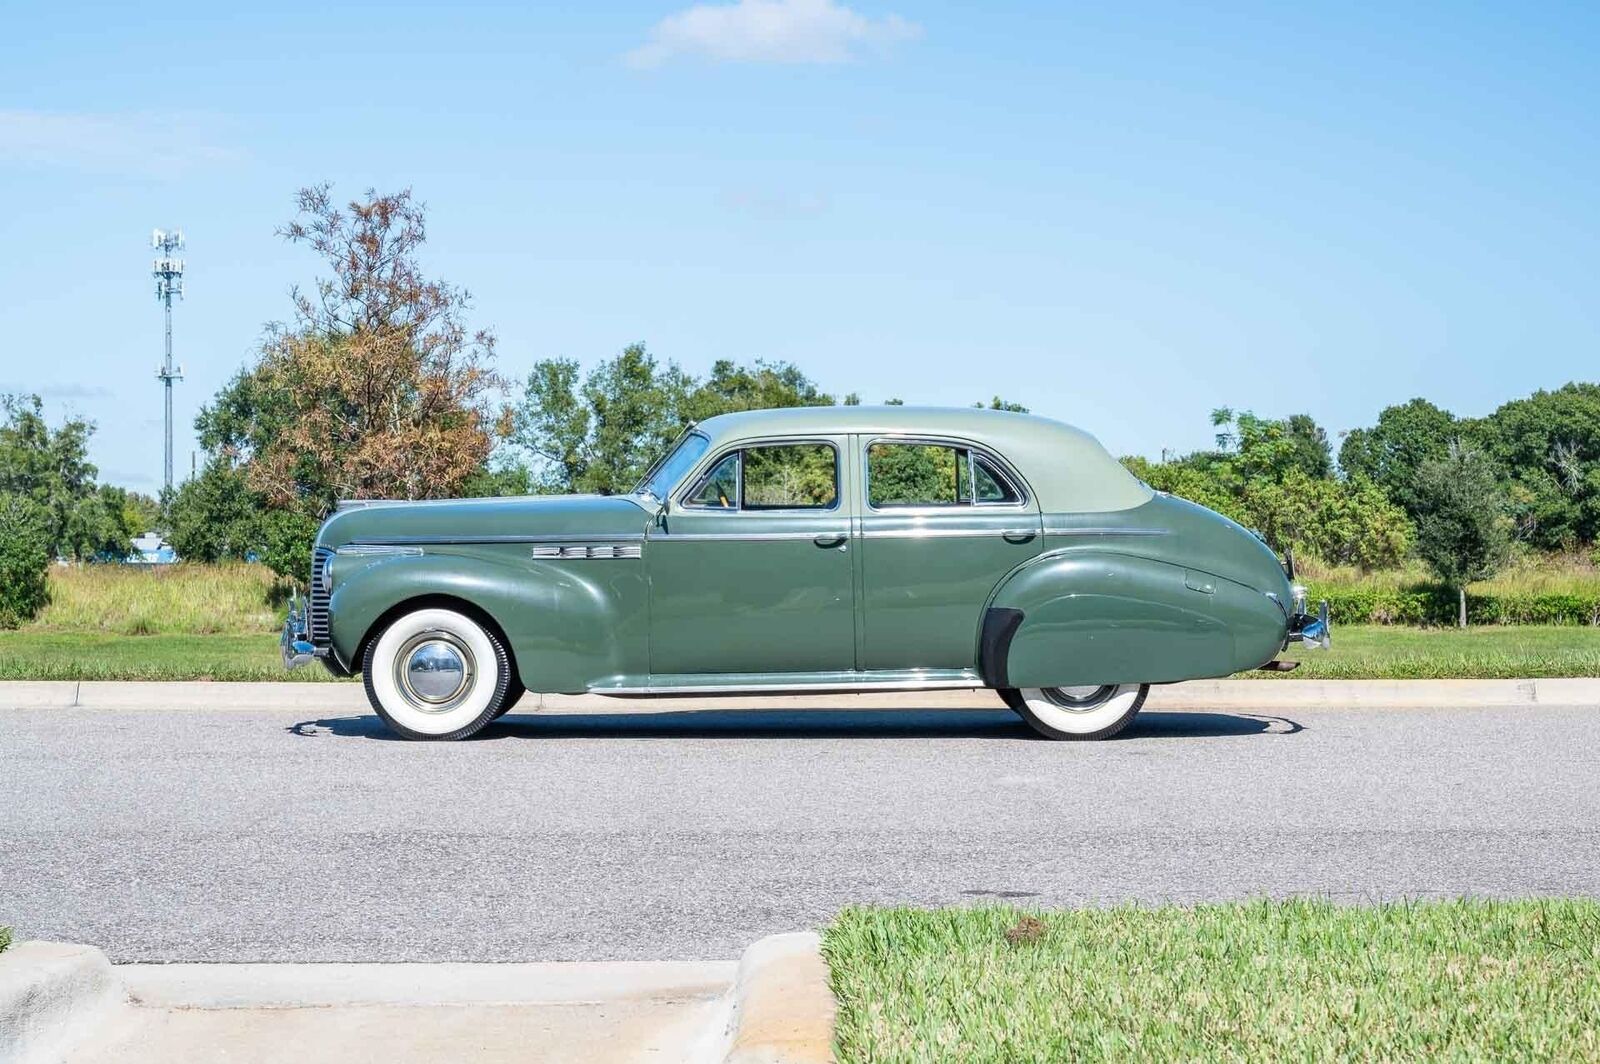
[1041,685,1116,712]
[396,633,474,712]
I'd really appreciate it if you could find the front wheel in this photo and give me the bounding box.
[362,608,513,741]
[1003,683,1148,741]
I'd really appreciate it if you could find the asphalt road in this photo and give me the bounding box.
[3,698,1598,962]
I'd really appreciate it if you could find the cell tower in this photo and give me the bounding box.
[151,229,186,492]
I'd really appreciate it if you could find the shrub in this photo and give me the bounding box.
[0,493,52,627]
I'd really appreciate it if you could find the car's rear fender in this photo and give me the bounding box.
[982,550,1286,688]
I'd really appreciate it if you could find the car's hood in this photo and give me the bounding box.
[315,494,654,548]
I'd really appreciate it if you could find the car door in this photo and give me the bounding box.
[647,436,857,677]
[857,435,1042,671]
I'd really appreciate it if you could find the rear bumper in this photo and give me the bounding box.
[1288,600,1331,650]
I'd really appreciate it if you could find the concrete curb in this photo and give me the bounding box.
[2,678,1597,713]
[697,932,834,1064]
[0,942,124,1064]
[118,959,736,1009]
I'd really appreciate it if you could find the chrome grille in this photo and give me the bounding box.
[309,546,333,645]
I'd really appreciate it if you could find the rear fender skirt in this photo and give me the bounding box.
[979,607,1025,688]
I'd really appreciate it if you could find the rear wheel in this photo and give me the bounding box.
[1005,683,1148,741]
[362,608,512,741]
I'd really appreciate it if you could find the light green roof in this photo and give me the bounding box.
[695,405,1153,514]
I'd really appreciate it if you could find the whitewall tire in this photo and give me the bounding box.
[362,608,513,741]
[1008,683,1148,741]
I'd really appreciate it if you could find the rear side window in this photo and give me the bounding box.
[867,442,1023,508]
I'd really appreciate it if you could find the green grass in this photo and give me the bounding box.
[824,901,1600,1063]
[1256,623,1600,679]
[0,632,346,682]
[32,562,286,635]
[0,625,1596,682]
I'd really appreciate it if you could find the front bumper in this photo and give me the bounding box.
[281,593,317,669]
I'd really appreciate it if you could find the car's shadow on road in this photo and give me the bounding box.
[286,707,1302,742]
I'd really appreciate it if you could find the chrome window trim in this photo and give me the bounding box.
[675,437,843,515]
[861,434,1032,515]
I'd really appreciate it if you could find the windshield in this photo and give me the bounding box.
[635,431,710,499]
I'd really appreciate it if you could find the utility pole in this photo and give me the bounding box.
[151,229,186,493]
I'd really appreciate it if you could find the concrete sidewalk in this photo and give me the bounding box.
[1,677,1597,712]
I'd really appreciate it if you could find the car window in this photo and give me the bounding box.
[973,454,1021,504]
[743,443,837,510]
[685,453,740,509]
[868,442,965,507]
[638,431,710,499]
[867,442,1022,508]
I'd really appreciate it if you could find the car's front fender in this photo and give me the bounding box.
[983,550,1285,688]
[327,547,646,692]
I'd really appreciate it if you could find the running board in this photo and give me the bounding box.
[588,673,986,697]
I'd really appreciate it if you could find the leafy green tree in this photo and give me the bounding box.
[0,394,132,561]
[1473,383,1600,550]
[682,359,835,422]
[1338,398,1460,517]
[1126,408,1409,568]
[163,460,265,564]
[1412,443,1512,627]
[0,493,51,627]
[515,344,695,494]
[513,349,832,494]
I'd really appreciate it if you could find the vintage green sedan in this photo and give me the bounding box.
[283,406,1328,741]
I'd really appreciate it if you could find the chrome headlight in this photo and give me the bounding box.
[1291,584,1307,615]
[318,554,333,594]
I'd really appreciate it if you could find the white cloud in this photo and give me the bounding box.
[627,0,920,68]
[0,110,240,177]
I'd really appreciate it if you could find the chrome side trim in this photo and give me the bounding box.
[334,544,424,557]
[591,678,987,695]
[652,531,842,542]
[1041,527,1168,537]
[531,543,643,560]
[860,527,1037,540]
[359,533,646,546]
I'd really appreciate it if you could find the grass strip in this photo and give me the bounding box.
[825,900,1600,1064]
[2,626,1597,682]
[0,633,347,682]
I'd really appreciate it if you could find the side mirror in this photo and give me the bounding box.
[655,500,669,528]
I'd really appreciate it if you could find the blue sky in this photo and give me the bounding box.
[1,0,1596,493]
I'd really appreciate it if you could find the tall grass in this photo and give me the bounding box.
[31,562,288,636]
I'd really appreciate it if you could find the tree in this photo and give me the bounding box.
[0,394,132,560]
[513,349,834,494]
[1473,383,1600,549]
[1412,443,1512,627]
[1338,398,1459,517]
[1125,408,1410,569]
[196,185,506,579]
[0,493,51,627]
[163,460,265,564]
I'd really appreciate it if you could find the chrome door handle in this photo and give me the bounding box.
[1001,530,1037,543]
[813,532,848,548]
